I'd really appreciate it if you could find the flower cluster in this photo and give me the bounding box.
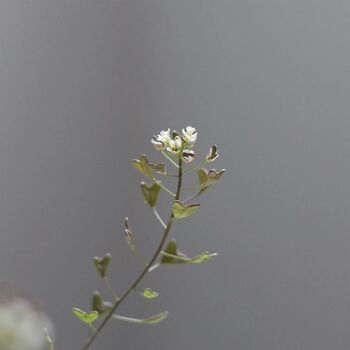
[151,126,199,162]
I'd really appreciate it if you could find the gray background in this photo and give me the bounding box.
[0,1,349,349]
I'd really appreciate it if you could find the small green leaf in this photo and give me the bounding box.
[140,182,161,207]
[94,253,112,278]
[172,200,200,219]
[142,311,168,324]
[132,156,166,177]
[132,155,152,178]
[198,168,225,191]
[161,240,217,265]
[72,308,99,324]
[198,168,209,189]
[160,251,191,263]
[140,288,159,299]
[207,169,225,184]
[124,217,134,248]
[44,328,55,350]
[92,290,113,315]
[160,239,187,264]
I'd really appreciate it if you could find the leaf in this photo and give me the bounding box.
[132,155,166,177]
[132,155,152,178]
[198,168,209,189]
[172,200,200,219]
[140,288,159,299]
[93,253,112,278]
[124,217,134,248]
[140,182,161,207]
[207,169,225,184]
[198,168,225,191]
[92,291,113,315]
[161,240,218,265]
[160,239,187,264]
[72,308,99,324]
[44,328,55,350]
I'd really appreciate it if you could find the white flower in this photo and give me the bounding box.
[182,126,197,146]
[206,144,219,162]
[182,149,195,162]
[159,129,171,144]
[0,298,52,350]
[167,136,183,154]
[151,129,171,151]
[151,137,165,151]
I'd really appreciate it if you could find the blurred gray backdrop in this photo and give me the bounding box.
[0,1,350,349]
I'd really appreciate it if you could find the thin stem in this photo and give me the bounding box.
[181,187,200,191]
[183,192,201,204]
[130,246,148,267]
[182,160,207,174]
[153,208,167,229]
[81,159,183,350]
[163,173,178,177]
[103,277,119,301]
[112,314,143,324]
[161,151,179,168]
[89,324,97,336]
[155,181,176,197]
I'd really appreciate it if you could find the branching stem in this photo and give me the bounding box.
[181,187,200,191]
[182,160,207,174]
[183,192,201,203]
[81,158,183,350]
[161,151,179,168]
[154,180,176,197]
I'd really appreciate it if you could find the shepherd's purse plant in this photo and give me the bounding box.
[48,126,225,350]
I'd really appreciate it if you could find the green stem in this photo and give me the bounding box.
[163,173,178,177]
[153,208,167,228]
[161,151,179,168]
[182,160,207,174]
[183,192,201,203]
[111,314,144,324]
[131,247,148,267]
[103,277,119,301]
[155,181,176,197]
[88,324,97,336]
[81,159,183,350]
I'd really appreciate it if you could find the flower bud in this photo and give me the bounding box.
[182,126,197,146]
[182,149,195,162]
[167,136,183,154]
